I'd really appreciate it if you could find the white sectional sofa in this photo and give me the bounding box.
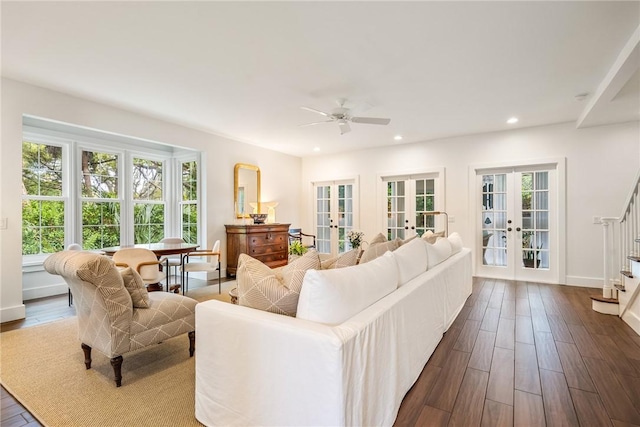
[195,237,472,427]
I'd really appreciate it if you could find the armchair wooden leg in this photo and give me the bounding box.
[188,331,195,357]
[110,356,123,387]
[81,343,92,369]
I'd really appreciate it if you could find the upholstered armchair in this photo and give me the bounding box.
[44,250,197,387]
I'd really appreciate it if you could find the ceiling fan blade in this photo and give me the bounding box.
[300,106,333,118]
[338,120,351,135]
[299,120,334,127]
[350,117,391,125]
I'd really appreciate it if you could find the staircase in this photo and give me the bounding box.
[593,170,640,335]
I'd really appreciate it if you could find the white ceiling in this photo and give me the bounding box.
[2,1,639,157]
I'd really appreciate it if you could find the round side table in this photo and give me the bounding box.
[229,287,238,305]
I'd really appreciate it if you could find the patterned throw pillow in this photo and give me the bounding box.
[320,249,360,270]
[119,267,150,308]
[421,230,446,244]
[237,250,321,316]
[359,234,402,264]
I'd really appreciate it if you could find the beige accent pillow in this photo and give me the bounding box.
[422,230,446,244]
[238,250,321,316]
[360,235,402,264]
[320,249,360,270]
[120,267,150,308]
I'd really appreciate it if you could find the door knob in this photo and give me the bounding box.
[404,226,409,230]
[507,227,512,231]
[411,226,415,230]
[516,227,521,231]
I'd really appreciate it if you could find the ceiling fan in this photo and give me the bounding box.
[299,103,391,135]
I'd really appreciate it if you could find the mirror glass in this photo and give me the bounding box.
[234,163,260,218]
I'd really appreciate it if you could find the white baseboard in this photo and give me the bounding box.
[564,276,603,288]
[23,283,68,301]
[622,310,640,336]
[1,304,26,323]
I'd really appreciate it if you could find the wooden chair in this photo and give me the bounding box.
[181,240,221,294]
[288,228,316,249]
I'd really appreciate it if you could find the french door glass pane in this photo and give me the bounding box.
[522,171,549,269]
[482,173,507,266]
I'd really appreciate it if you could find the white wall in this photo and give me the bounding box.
[0,78,301,322]
[302,120,640,287]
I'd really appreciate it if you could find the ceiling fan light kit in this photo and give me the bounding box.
[300,103,391,135]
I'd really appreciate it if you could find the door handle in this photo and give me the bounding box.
[507,227,512,232]
[411,226,415,230]
[516,227,521,232]
[404,226,409,230]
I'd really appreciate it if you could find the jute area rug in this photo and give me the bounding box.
[0,282,236,427]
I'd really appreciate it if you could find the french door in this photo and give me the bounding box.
[314,180,357,257]
[382,170,444,240]
[476,165,558,282]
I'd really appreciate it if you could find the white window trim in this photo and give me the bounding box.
[21,126,204,266]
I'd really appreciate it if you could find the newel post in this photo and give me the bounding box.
[601,218,616,299]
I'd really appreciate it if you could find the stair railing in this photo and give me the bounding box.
[601,169,640,311]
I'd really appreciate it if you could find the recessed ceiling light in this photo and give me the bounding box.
[507,117,519,124]
[313,147,320,152]
[394,135,403,141]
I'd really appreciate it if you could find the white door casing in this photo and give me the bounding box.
[471,158,566,284]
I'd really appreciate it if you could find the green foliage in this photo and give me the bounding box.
[289,240,308,256]
[81,150,118,198]
[22,143,201,255]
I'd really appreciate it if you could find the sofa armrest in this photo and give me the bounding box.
[195,300,346,427]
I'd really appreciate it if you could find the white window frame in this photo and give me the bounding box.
[21,125,204,266]
[21,132,71,266]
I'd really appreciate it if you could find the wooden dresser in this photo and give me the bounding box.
[225,223,290,277]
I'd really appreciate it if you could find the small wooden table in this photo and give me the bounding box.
[101,243,200,292]
[101,242,200,257]
[229,288,238,305]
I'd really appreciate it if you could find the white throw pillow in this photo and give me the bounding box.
[297,251,398,325]
[425,237,452,269]
[393,238,428,287]
[448,232,463,255]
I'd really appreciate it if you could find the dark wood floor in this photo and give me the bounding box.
[394,277,640,427]
[3,277,640,426]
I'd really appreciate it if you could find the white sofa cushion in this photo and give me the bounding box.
[393,237,428,286]
[426,237,452,269]
[297,251,398,325]
[448,232,463,255]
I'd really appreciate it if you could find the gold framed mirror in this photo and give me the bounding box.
[234,163,261,218]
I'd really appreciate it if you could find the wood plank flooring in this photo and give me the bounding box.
[394,277,640,427]
[2,277,640,426]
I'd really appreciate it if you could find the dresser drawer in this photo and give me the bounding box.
[248,243,287,256]
[249,233,287,247]
[254,253,288,265]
